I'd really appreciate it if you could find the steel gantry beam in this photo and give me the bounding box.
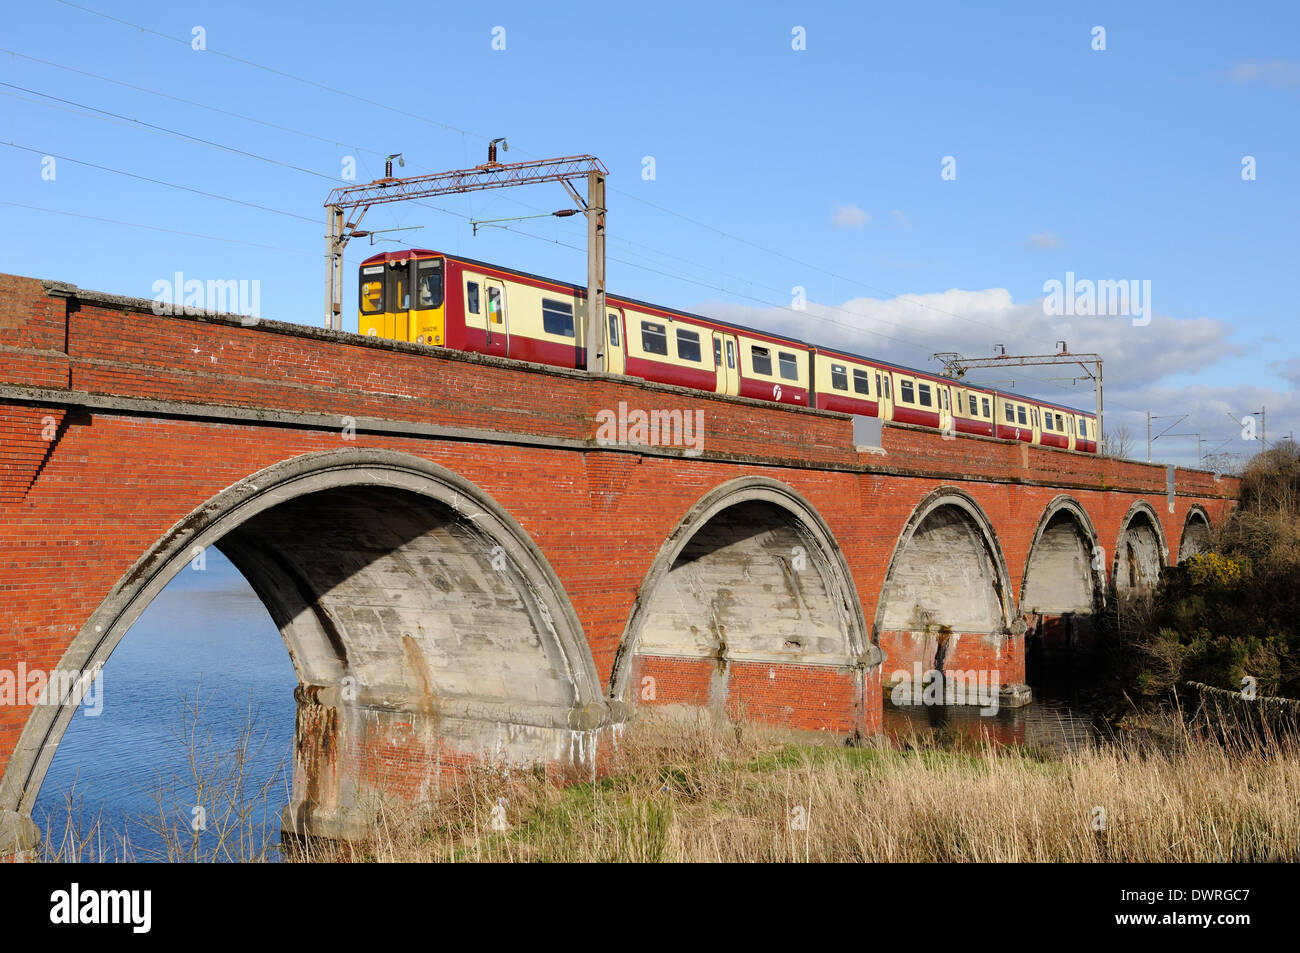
[932,345,1105,441]
[324,150,609,371]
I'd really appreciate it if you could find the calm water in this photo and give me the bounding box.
[36,551,1103,858]
[883,691,1103,754]
[35,549,296,860]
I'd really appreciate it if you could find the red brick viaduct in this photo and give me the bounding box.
[0,272,1236,853]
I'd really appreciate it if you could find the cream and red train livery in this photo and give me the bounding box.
[357,249,1098,453]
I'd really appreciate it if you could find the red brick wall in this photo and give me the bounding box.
[0,274,1238,792]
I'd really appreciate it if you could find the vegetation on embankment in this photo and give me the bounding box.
[293,711,1300,864]
[1102,441,1300,709]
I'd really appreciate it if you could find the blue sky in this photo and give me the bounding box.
[2,0,1297,465]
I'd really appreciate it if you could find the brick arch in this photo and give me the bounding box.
[607,476,873,730]
[1178,505,1213,561]
[873,487,1025,699]
[1020,495,1103,614]
[1113,500,1169,600]
[0,448,609,846]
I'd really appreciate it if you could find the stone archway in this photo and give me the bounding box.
[0,448,609,849]
[1178,506,1213,561]
[1113,501,1169,602]
[1020,496,1103,667]
[609,477,874,734]
[874,488,1026,706]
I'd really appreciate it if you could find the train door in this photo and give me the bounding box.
[484,278,509,358]
[713,332,739,395]
[606,308,626,375]
[938,385,953,434]
[386,260,412,341]
[874,370,894,420]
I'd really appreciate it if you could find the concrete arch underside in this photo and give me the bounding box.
[875,489,1027,705]
[1114,501,1169,602]
[1179,506,1213,561]
[1020,497,1103,664]
[611,477,877,735]
[0,449,610,848]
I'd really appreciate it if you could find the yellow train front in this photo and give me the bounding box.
[357,250,445,346]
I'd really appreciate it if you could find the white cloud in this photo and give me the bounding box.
[890,209,912,230]
[1224,59,1300,88]
[1273,357,1300,389]
[831,204,870,229]
[1025,232,1063,249]
[689,285,1299,466]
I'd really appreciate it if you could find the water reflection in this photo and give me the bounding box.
[884,691,1103,755]
[35,549,295,860]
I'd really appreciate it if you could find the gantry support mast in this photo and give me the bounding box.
[932,345,1105,442]
[324,149,609,371]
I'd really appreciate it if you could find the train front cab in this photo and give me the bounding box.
[358,253,445,345]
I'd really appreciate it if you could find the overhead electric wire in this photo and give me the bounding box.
[28,4,1143,417]
[0,200,322,257]
[1,141,318,222]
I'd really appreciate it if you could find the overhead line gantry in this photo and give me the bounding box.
[324,144,609,370]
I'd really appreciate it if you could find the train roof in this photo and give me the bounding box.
[365,249,1094,418]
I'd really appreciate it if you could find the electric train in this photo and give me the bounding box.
[356,249,1098,453]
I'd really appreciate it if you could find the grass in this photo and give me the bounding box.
[292,708,1300,863]
[36,695,1300,863]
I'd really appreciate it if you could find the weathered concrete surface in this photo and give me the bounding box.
[1114,503,1167,601]
[1179,508,1212,560]
[876,490,1028,705]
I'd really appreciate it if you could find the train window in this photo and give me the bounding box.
[1079,418,1088,438]
[981,397,990,418]
[940,387,949,410]
[393,271,410,310]
[416,260,443,309]
[751,346,772,376]
[359,265,384,314]
[1055,413,1064,431]
[968,395,978,416]
[466,282,480,315]
[853,369,871,395]
[642,321,668,355]
[725,340,735,369]
[1032,409,1039,426]
[883,375,891,399]
[541,298,575,337]
[899,379,915,404]
[917,382,932,407]
[1004,403,1014,423]
[487,285,503,325]
[677,328,702,362]
[1044,415,1054,432]
[608,313,620,347]
[1017,406,1027,426]
[713,339,722,367]
[778,352,798,380]
[831,364,848,390]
